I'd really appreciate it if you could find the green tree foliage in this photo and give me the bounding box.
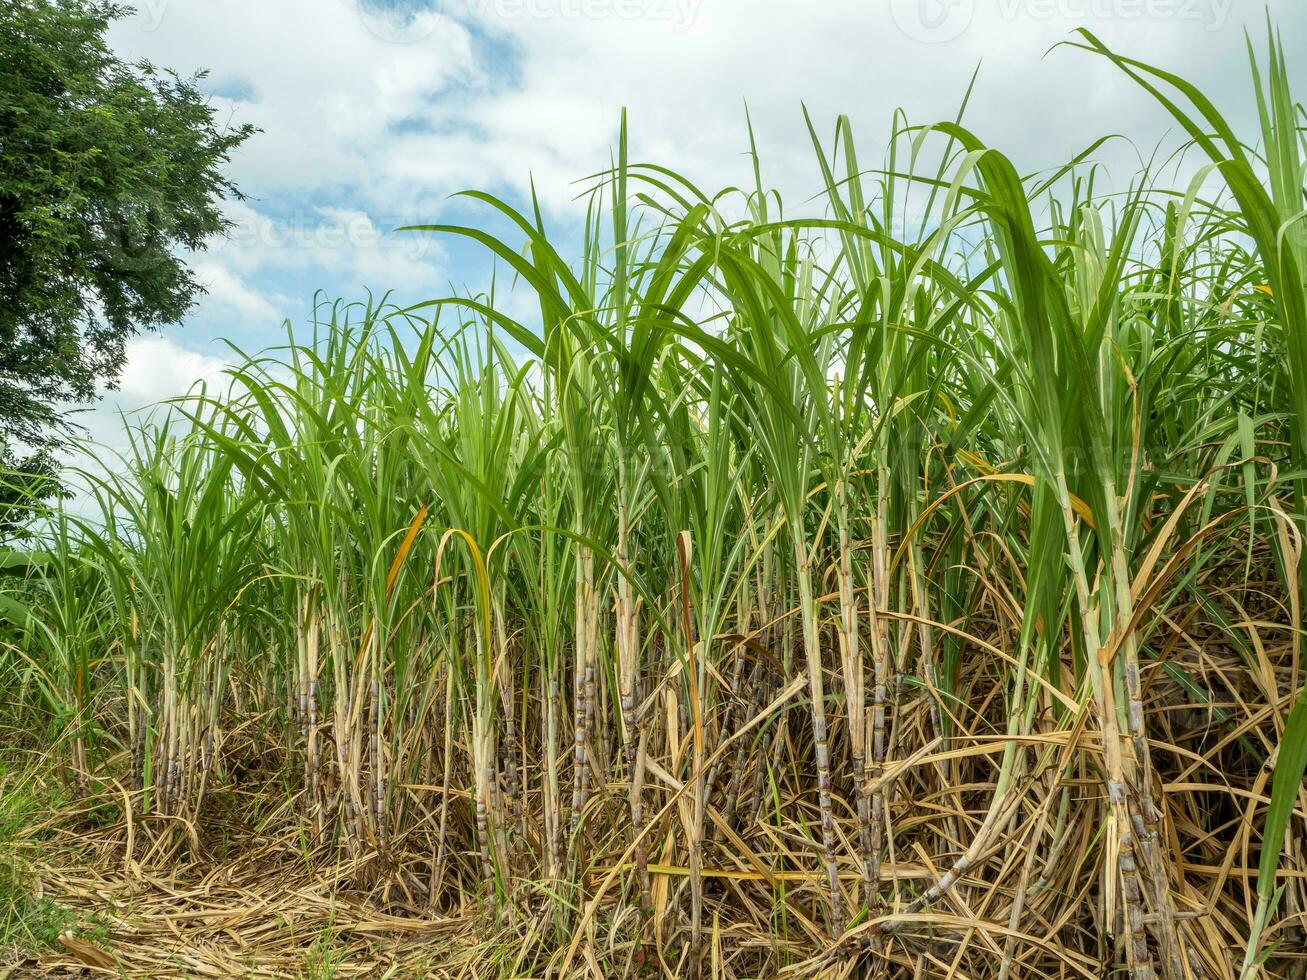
[0,0,253,530]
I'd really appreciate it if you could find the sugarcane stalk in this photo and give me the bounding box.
[866,492,892,911]
[616,489,653,920]
[544,667,563,880]
[675,531,709,959]
[570,545,596,838]
[1055,473,1154,980]
[432,663,455,899]
[494,603,523,865]
[834,491,873,912]
[794,532,844,932]
[306,609,322,840]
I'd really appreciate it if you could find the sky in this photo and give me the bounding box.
[79,0,1307,451]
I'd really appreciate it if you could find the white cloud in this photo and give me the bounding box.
[109,335,233,412]
[109,0,1303,225]
[110,0,478,195]
[191,259,288,326]
[97,0,1307,350]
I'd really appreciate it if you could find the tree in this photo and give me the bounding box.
[0,0,254,532]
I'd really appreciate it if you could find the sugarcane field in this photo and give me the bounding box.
[2,1,1307,977]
